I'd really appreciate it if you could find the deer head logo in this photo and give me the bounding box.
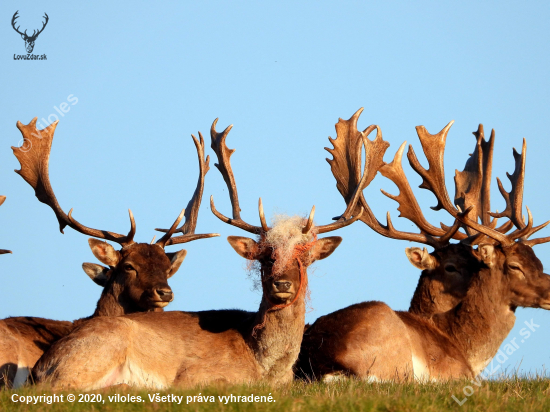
[12,11,49,53]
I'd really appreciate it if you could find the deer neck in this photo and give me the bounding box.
[246,290,307,384]
[408,273,437,318]
[434,266,515,375]
[92,280,141,317]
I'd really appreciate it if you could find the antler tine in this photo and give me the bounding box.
[506,206,534,241]
[326,110,461,247]
[178,132,209,235]
[480,131,517,236]
[379,142,463,238]
[155,132,220,246]
[487,138,550,246]
[259,198,269,232]
[478,127,495,226]
[324,109,394,234]
[302,206,315,234]
[156,209,185,248]
[326,108,378,220]
[68,208,136,246]
[454,124,497,237]
[316,207,364,234]
[210,119,264,235]
[407,121,458,217]
[381,211,444,248]
[455,206,514,247]
[521,221,550,246]
[211,119,240,219]
[489,139,527,230]
[454,135,550,247]
[13,119,135,247]
[437,217,463,246]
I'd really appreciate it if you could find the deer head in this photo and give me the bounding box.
[451,136,550,311]
[0,196,12,255]
[12,11,49,53]
[13,118,219,314]
[406,243,480,315]
[336,111,550,315]
[207,119,360,312]
[325,110,544,317]
[326,109,477,318]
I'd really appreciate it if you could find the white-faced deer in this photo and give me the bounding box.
[0,118,218,388]
[0,196,12,255]
[31,119,363,390]
[297,109,550,381]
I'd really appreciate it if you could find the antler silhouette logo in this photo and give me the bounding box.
[12,11,49,53]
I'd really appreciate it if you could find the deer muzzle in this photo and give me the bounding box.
[152,286,174,307]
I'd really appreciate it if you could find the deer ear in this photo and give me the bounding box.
[166,249,187,278]
[227,236,259,260]
[82,263,110,287]
[477,244,496,268]
[88,239,121,267]
[405,247,437,270]
[310,236,342,261]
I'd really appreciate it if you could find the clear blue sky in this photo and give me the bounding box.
[2,1,550,375]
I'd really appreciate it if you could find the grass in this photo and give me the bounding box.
[2,378,550,412]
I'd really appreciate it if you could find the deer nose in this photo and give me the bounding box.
[156,288,173,302]
[274,281,292,292]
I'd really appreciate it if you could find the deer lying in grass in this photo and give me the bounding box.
[298,109,550,381]
[0,118,218,388]
[32,119,363,390]
[0,196,11,255]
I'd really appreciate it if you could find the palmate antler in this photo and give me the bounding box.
[455,125,494,227]
[155,132,220,246]
[405,122,550,247]
[451,124,515,243]
[13,118,202,248]
[0,196,12,255]
[13,119,137,247]
[327,110,550,249]
[209,119,363,236]
[327,109,465,249]
[455,137,550,247]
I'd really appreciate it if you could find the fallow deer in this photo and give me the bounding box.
[297,109,550,381]
[32,118,363,390]
[0,196,12,255]
[0,118,218,388]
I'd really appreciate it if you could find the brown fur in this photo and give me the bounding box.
[433,243,550,374]
[0,242,185,388]
[408,244,479,317]
[298,242,550,381]
[32,236,341,390]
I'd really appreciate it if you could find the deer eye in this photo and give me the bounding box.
[124,264,136,272]
[508,263,523,272]
[445,264,458,273]
[507,262,525,278]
